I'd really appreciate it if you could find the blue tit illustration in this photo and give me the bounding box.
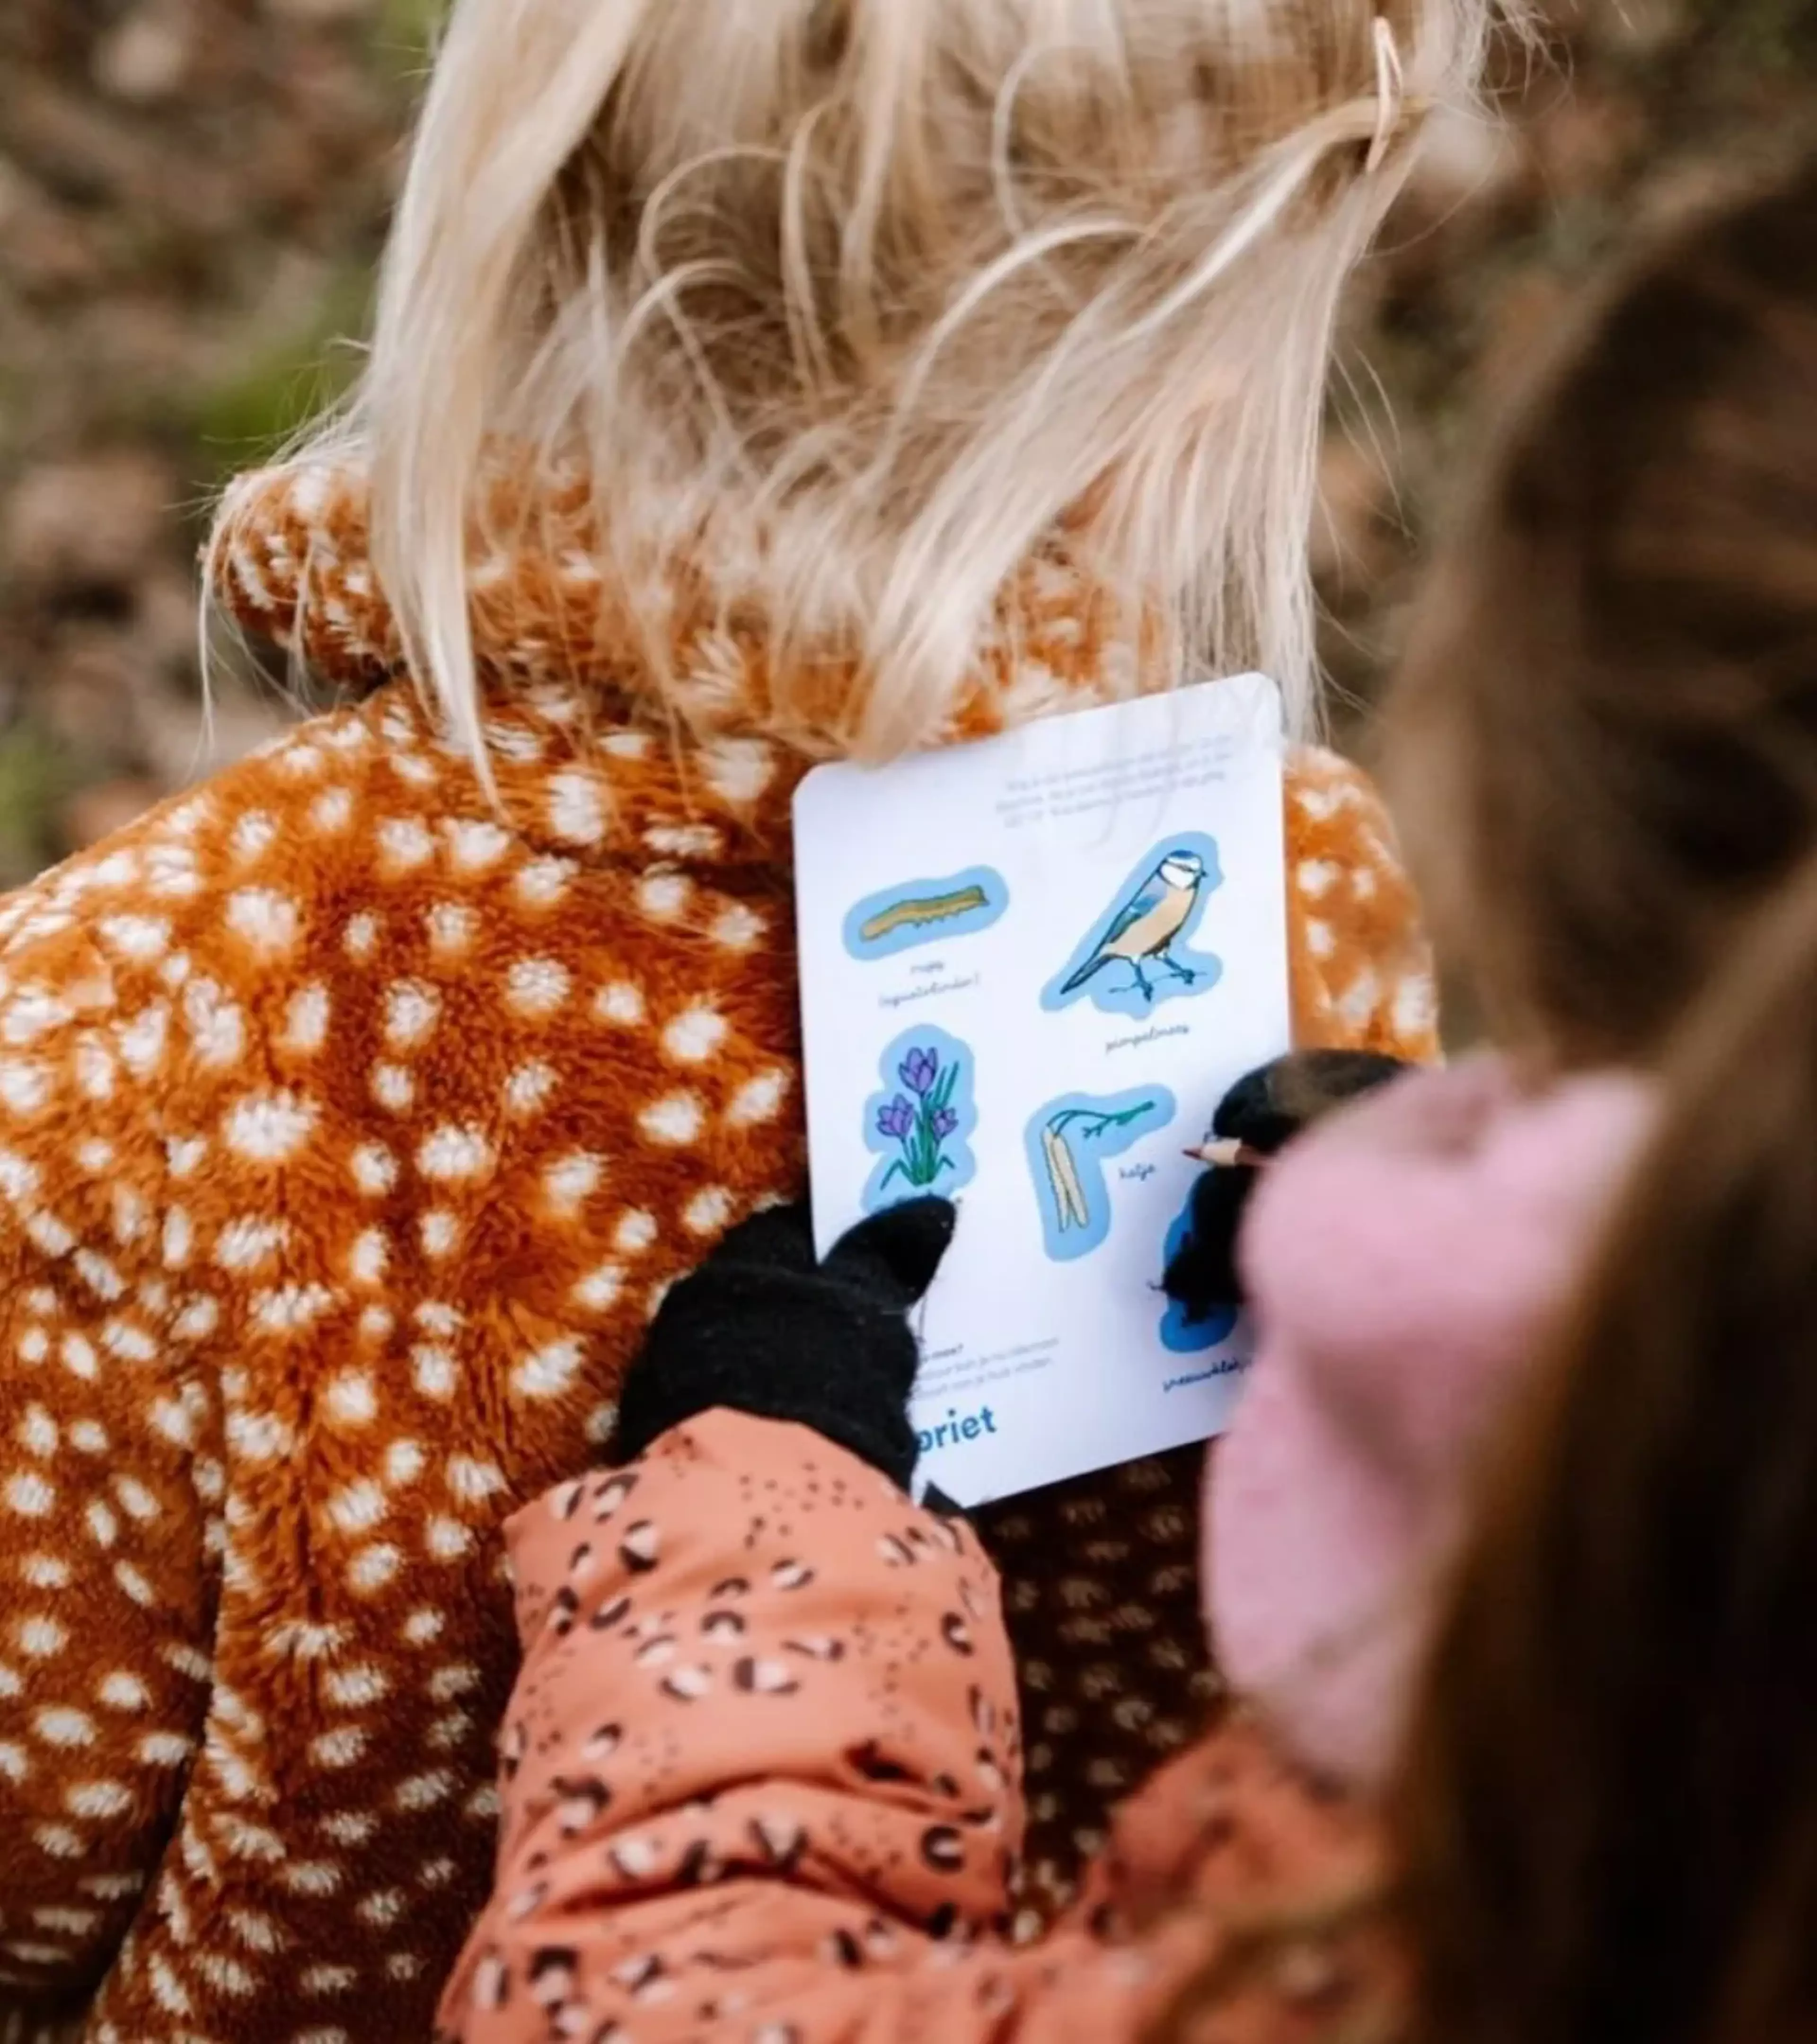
[1059,849,1206,1003]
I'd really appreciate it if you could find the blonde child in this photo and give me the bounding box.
[440,154,1817,2044]
[0,6,1483,2037]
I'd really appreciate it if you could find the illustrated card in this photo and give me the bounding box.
[794,675,1290,1505]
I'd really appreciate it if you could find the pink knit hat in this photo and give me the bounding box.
[1206,1057,1657,1792]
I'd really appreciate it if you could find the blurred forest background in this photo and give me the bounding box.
[1,0,1815,886]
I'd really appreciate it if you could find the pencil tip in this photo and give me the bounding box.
[1186,1140,1244,1168]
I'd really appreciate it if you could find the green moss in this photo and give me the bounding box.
[1680,0,1817,73]
[372,0,447,68]
[183,267,373,475]
[0,723,89,889]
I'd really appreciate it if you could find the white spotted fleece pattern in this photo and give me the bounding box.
[0,682,808,2044]
[0,461,1439,2044]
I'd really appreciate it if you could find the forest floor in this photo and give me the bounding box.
[1,0,1815,885]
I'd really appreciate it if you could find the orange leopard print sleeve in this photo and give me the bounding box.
[443,1412,1394,2044]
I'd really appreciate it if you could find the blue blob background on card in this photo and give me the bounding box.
[1040,831,1226,1021]
[1025,1086,1176,1263]
[843,866,1009,961]
[1157,1189,1240,1353]
[863,1023,979,1214]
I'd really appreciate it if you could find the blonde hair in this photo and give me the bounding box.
[255,0,1505,764]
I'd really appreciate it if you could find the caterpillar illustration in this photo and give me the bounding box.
[842,866,1007,960]
[857,885,989,945]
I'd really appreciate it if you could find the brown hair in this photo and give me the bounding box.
[1383,154,1817,2044]
[1399,850,1817,2044]
[1385,153,1817,1068]
[1147,157,1817,2044]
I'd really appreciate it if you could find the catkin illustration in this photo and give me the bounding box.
[1040,1124,1092,1232]
[1036,1100,1162,1240]
[859,885,989,944]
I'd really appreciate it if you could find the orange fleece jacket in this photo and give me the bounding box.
[0,464,1435,2042]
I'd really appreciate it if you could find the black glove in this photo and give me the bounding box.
[615,1198,956,1493]
[1163,1050,1408,1322]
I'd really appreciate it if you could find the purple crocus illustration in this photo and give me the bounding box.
[876,1095,915,1141]
[900,1046,940,1096]
[874,1044,965,1193]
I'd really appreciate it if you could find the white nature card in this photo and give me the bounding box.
[793,675,1291,1506]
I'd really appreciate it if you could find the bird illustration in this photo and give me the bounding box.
[1060,850,1206,1002]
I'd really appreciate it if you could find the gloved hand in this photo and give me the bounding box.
[1163,1049,1409,1323]
[615,1197,956,1493]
